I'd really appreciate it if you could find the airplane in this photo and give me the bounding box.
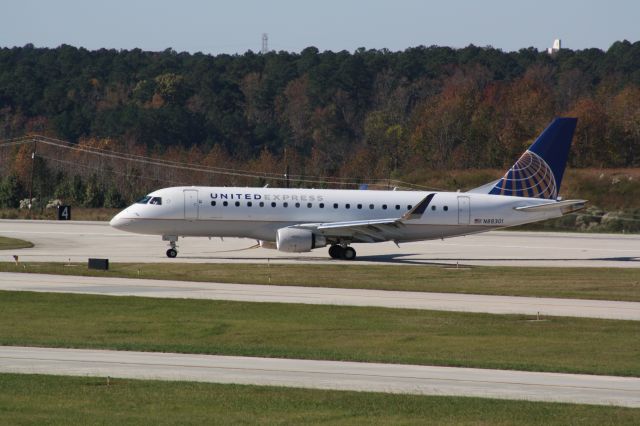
[110,117,586,260]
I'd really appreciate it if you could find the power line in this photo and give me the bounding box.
[37,154,192,186]
[1,135,444,191]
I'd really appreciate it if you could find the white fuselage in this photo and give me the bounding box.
[110,186,562,244]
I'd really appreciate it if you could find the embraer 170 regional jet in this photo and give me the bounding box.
[110,118,586,260]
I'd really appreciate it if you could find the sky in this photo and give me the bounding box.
[1,0,638,54]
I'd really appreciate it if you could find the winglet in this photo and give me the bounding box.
[402,193,435,220]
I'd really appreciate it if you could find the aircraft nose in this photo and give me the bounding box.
[109,211,130,229]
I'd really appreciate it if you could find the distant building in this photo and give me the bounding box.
[547,39,561,55]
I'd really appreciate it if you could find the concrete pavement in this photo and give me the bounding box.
[1,346,638,407]
[1,219,639,267]
[2,272,639,320]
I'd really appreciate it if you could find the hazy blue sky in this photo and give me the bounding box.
[1,0,637,54]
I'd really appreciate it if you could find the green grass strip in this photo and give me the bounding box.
[2,261,639,301]
[0,236,33,250]
[1,291,638,376]
[1,373,638,425]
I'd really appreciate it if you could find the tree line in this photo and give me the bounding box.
[1,41,639,208]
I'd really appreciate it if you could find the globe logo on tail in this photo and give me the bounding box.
[490,150,558,199]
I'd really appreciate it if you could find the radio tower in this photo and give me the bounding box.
[261,33,268,54]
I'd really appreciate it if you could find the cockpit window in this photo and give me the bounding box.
[149,197,162,205]
[136,196,152,204]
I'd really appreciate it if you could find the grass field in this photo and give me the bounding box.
[2,261,639,301]
[1,374,638,425]
[0,236,33,250]
[1,291,638,376]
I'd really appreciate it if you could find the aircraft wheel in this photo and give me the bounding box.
[328,245,343,259]
[166,248,178,258]
[343,246,356,260]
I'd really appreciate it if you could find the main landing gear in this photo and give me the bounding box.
[164,236,178,258]
[328,244,356,260]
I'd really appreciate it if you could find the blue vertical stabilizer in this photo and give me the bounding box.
[488,118,577,199]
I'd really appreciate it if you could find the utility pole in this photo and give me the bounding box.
[283,147,290,188]
[285,163,290,188]
[261,33,268,54]
[28,138,37,212]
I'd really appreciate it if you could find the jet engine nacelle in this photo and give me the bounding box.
[276,227,327,253]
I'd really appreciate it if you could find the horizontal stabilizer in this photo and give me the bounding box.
[514,199,587,214]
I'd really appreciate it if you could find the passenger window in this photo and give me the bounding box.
[319,203,324,208]
[382,204,387,210]
[444,206,449,211]
[395,205,400,210]
[357,204,362,209]
[333,203,338,209]
[247,201,252,207]
[283,202,288,208]
[408,205,412,210]
[271,202,276,208]
[345,204,350,209]
[259,202,264,207]
[223,201,228,206]
[211,201,216,206]
[431,205,436,211]
[136,196,151,204]
[369,204,374,209]
[235,201,240,207]
[307,203,312,208]
[295,202,300,208]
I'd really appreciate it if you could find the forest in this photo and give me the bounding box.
[1,41,640,210]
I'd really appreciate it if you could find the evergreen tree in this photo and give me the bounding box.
[104,186,125,208]
[0,174,25,208]
[83,174,104,207]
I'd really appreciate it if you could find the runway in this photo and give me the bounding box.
[2,272,639,320]
[1,346,638,407]
[1,219,639,267]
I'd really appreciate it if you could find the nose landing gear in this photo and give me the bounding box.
[163,235,178,258]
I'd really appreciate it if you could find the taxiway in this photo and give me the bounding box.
[1,272,639,320]
[1,346,638,407]
[1,220,639,267]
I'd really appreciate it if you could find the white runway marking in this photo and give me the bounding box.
[2,272,639,320]
[1,346,639,407]
[1,219,639,267]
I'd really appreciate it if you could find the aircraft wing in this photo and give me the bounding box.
[294,218,404,242]
[293,194,435,243]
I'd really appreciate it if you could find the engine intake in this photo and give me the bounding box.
[276,227,327,253]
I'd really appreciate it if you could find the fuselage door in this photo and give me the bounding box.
[457,196,470,225]
[184,189,199,220]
